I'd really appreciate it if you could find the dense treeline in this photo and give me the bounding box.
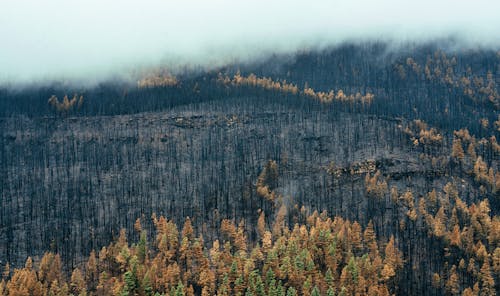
[0,210,403,296]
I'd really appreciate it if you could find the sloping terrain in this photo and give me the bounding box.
[0,43,499,295]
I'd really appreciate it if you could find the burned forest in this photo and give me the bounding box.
[0,43,499,295]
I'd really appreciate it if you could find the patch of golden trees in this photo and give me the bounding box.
[48,94,84,113]
[402,120,444,154]
[218,73,374,104]
[256,160,279,202]
[418,184,498,296]
[137,73,178,88]
[0,210,403,296]
[365,170,388,199]
[452,128,500,194]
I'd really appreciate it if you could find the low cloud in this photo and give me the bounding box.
[1,0,499,86]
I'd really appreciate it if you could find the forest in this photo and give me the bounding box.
[0,42,499,295]
[1,211,404,296]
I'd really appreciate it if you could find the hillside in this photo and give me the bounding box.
[0,43,499,295]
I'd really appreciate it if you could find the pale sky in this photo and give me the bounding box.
[1,0,499,85]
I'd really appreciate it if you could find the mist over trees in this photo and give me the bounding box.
[0,42,499,295]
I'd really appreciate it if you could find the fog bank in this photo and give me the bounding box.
[1,0,499,86]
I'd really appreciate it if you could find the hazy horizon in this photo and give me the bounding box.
[1,0,500,86]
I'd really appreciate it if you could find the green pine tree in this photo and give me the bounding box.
[286,286,297,296]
